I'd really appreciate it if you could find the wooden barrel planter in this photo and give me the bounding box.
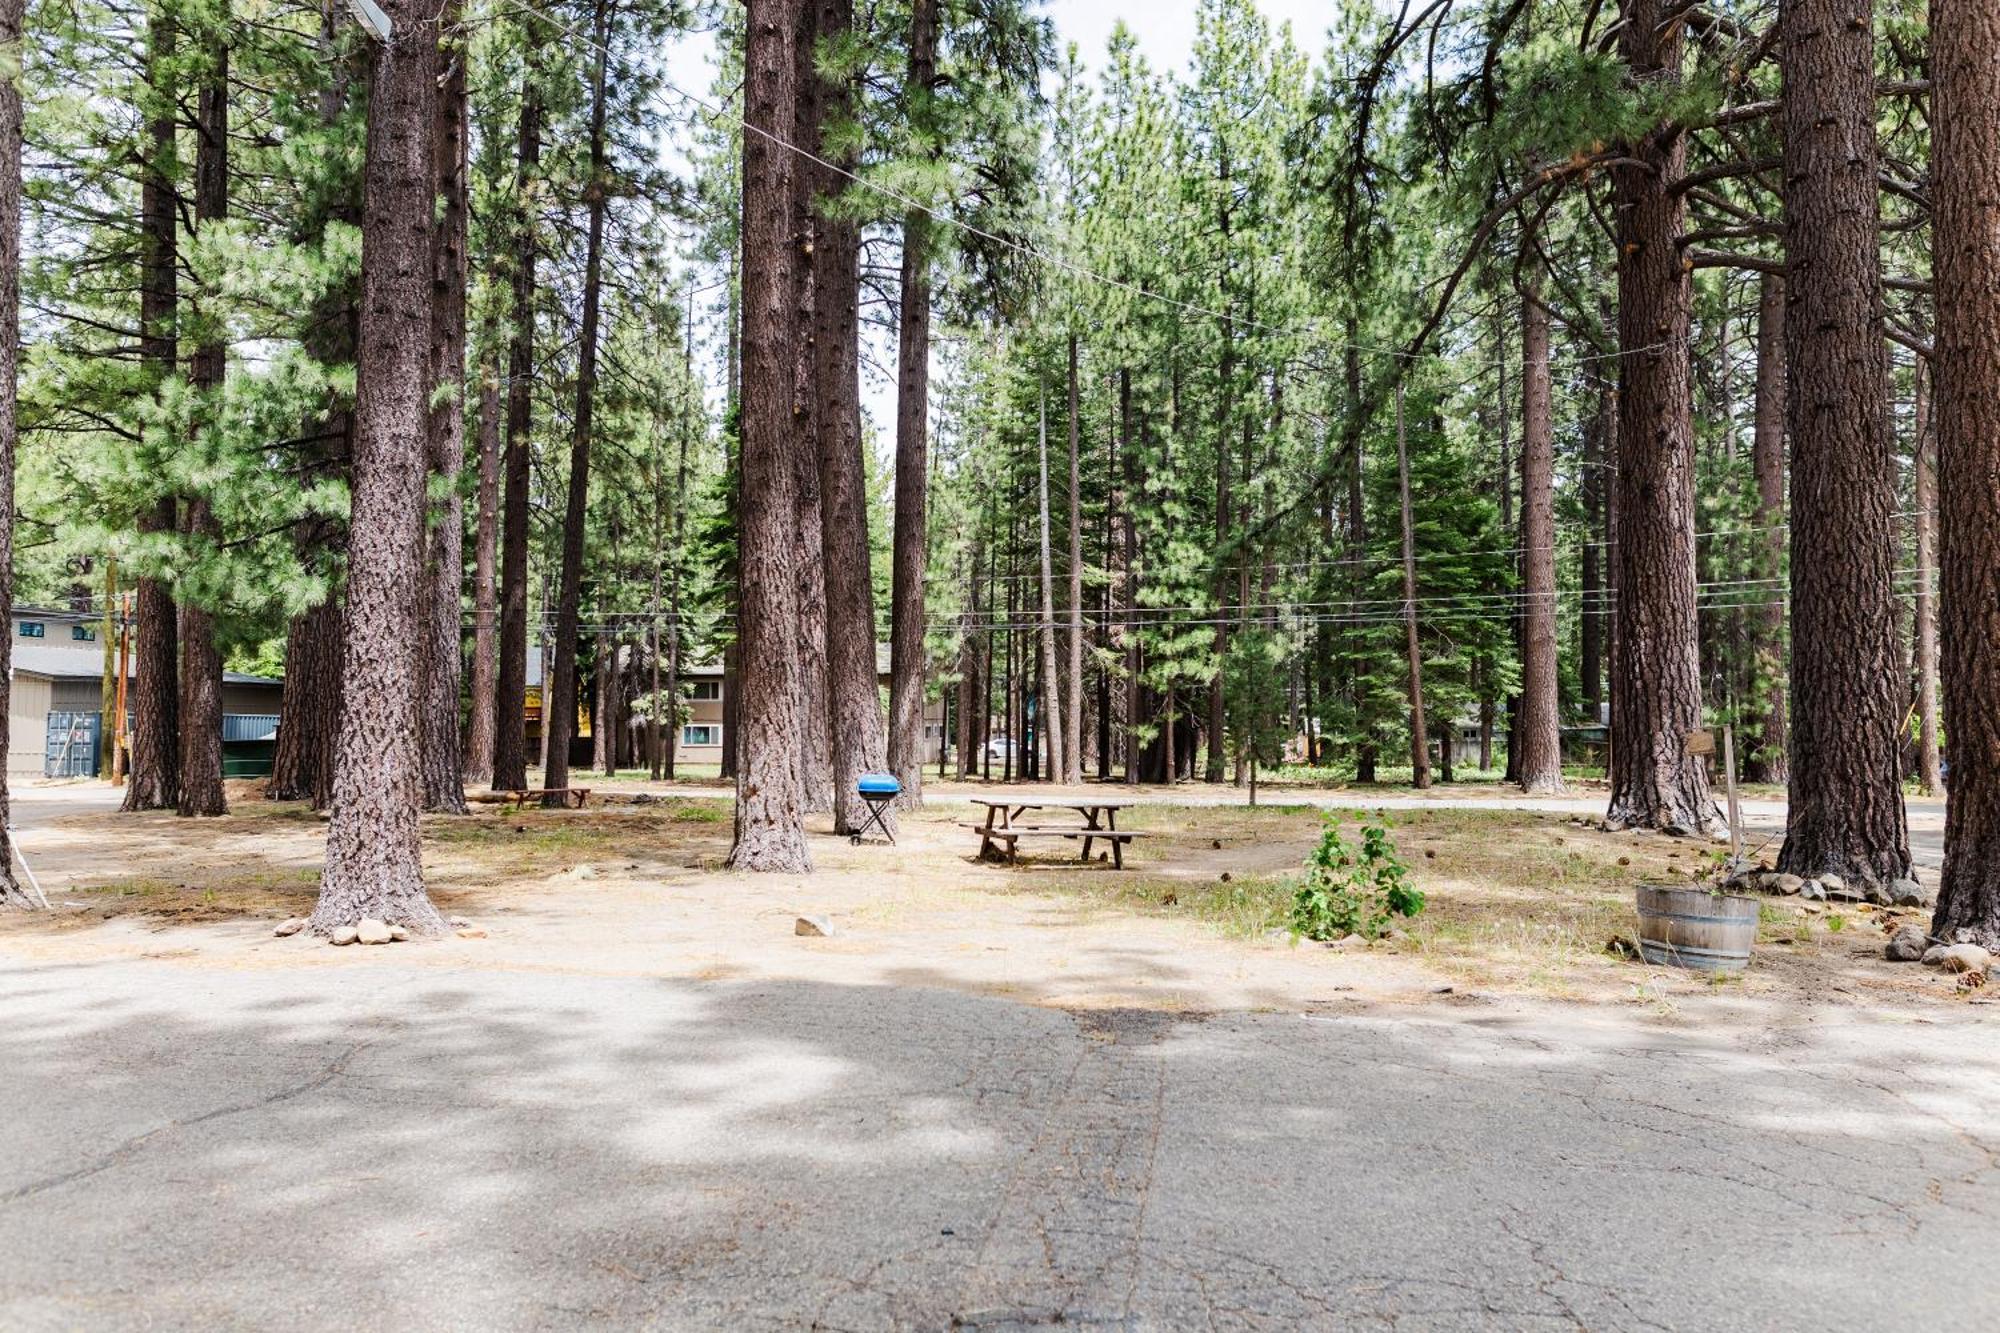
[1634,884,1759,972]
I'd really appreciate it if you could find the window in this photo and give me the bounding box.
[682,724,719,747]
[71,625,95,642]
[17,622,43,638]
[690,680,721,701]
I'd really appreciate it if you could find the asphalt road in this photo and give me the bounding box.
[2,955,1995,1330]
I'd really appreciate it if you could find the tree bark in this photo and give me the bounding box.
[1343,333,1375,782]
[1605,0,1716,834]
[788,0,833,814]
[492,56,541,793]
[1517,286,1565,793]
[463,348,501,785]
[0,0,25,901]
[124,12,180,814]
[812,0,890,833]
[1739,274,1792,785]
[1394,383,1429,789]
[539,0,610,808]
[177,33,228,819]
[1064,333,1083,785]
[1580,389,1606,721]
[1911,358,1942,796]
[1774,0,1911,887]
[1930,0,2000,947]
[1037,381,1066,784]
[885,0,936,809]
[267,594,342,805]
[312,0,448,934]
[727,0,812,872]
[419,0,469,814]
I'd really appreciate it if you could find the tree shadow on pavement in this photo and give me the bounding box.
[0,960,1996,1330]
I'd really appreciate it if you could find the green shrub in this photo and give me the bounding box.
[1289,818,1425,942]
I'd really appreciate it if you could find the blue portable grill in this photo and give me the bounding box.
[852,772,900,845]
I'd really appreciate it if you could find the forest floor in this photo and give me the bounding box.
[4,781,1995,1329]
[0,778,1968,1013]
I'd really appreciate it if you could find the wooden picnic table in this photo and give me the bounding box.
[500,787,592,812]
[963,796,1148,869]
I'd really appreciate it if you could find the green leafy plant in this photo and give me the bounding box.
[1290,818,1425,942]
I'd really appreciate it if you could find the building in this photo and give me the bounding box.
[673,646,947,768]
[5,606,284,779]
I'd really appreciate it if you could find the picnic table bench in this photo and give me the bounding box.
[961,796,1149,869]
[501,787,593,811]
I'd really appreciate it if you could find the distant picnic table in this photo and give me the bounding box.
[963,797,1149,869]
[501,787,592,812]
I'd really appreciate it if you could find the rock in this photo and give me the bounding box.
[1862,880,1894,907]
[1327,933,1366,952]
[357,918,392,945]
[454,926,487,939]
[1886,925,1929,962]
[1891,878,1934,908]
[795,915,834,938]
[273,917,306,937]
[1933,943,1992,975]
[1799,879,1828,901]
[330,925,359,946]
[1766,873,1805,896]
[388,924,410,942]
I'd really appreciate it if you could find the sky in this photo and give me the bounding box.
[1052,0,1336,74]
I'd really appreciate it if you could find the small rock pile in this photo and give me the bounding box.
[273,916,477,944]
[1881,921,1993,980]
[1725,864,1933,908]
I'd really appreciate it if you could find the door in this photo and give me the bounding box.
[44,711,101,778]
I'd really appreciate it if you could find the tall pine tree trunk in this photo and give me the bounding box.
[420,1,469,813]
[1064,334,1083,784]
[1343,334,1375,782]
[1774,0,1911,887]
[1930,0,2000,948]
[541,1,610,807]
[268,593,341,806]
[726,0,811,871]
[1743,274,1790,784]
[788,0,832,814]
[312,0,447,934]
[492,59,540,792]
[464,350,501,785]
[177,33,228,819]
[885,0,935,809]
[1517,286,1564,793]
[1605,0,1714,833]
[1579,388,1606,721]
[1911,359,1942,796]
[1395,383,1429,789]
[125,12,180,814]
[1036,382,1066,784]
[0,0,25,902]
[813,0,890,834]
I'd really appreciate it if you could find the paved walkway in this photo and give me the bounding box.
[2,953,1995,1330]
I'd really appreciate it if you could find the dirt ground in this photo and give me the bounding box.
[0,780,1978,1017]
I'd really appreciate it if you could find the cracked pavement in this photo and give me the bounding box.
[2,954,1996,1330]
